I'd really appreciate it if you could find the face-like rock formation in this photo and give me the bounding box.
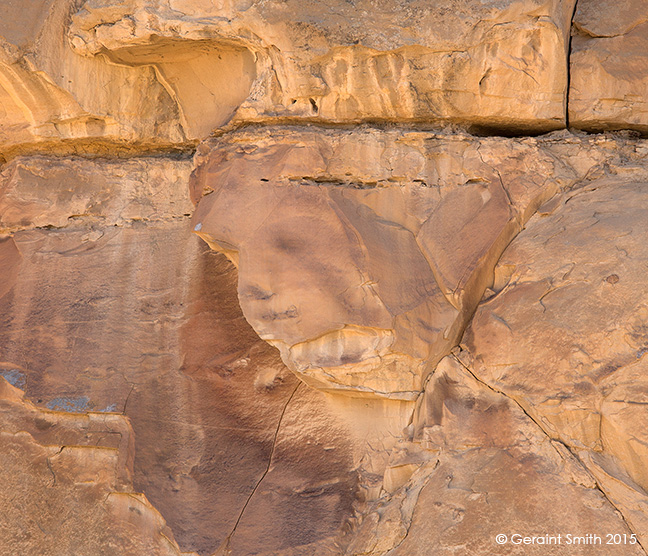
[189,128,648,403]
[2,0,648,555]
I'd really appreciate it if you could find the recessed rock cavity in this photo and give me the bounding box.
[2,0,648,555]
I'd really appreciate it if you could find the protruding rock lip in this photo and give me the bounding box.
[567,120,648,136]
[63,0,574,141]
[189,125,597,400]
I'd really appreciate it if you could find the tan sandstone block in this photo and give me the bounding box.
[570,0,648,132]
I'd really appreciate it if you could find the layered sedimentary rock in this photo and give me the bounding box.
[70,0,575,132]
[190,128,646,400]
[0,0,577,155]
[0,155,193,230]
[0,377,193,555]
[3,0,647,156]
[3,0,648,554]
[569,0,648,132]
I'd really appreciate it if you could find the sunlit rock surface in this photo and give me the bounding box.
[2,0,648,555]
[462,160,648,548]
[347,356,644,555]
[0,0,576,154]
[569,0,648,132]
[0,377,194,556]
[69,0,575,132]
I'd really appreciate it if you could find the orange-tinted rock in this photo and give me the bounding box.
[0,236,20,300]
[2,0,648,550]
[0,0,578,153]
[0,377,193,556]
[0,0,188,152]
[0,155,373,555]
[463,168,648,546]
[348,356,644,555]
[0,221,397,553]
[70,0,576,133]
[569,0,648,133]
[191,127,635,399]
[0,156,193,231]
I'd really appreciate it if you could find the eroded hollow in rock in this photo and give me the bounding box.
[3,0,648,554]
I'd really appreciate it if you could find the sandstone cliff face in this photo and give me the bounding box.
[463,166,648,548]
[0,377,192,555]
[348,355,645,556]
[569,0,648,132]
[189,127,596,399]
[68,0,576,132]
[2,1,648,556]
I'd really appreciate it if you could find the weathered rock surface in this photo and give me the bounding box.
[3,0,648,553]
[348,356,643,555]
[69,0,576,133]
[0,155,414,555]
[0,0,190,154]
[569,0,648,133]
[0,377,194,556]
[463,163,648,547]
[3,0,648,157]
[191,128,647,399]
[0,155,194,231]
[0,0,579,154]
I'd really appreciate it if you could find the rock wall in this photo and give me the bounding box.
[569,0,648,132]
[2,1,648,555]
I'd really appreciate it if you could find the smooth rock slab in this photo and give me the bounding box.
[569,0,648,133]
[191,127,594,399]
[463,174,648,545]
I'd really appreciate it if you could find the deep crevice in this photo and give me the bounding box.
[0,140,197,168]
[565,0,580,129]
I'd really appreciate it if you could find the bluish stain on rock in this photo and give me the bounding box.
[0,369,26,389]
[46,396,90,412]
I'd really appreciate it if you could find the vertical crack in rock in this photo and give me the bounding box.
[45,446,65,487]
[219,382,302,554]
[451,352,648,555]
[121,375,136,415]
[565,0,580,128]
